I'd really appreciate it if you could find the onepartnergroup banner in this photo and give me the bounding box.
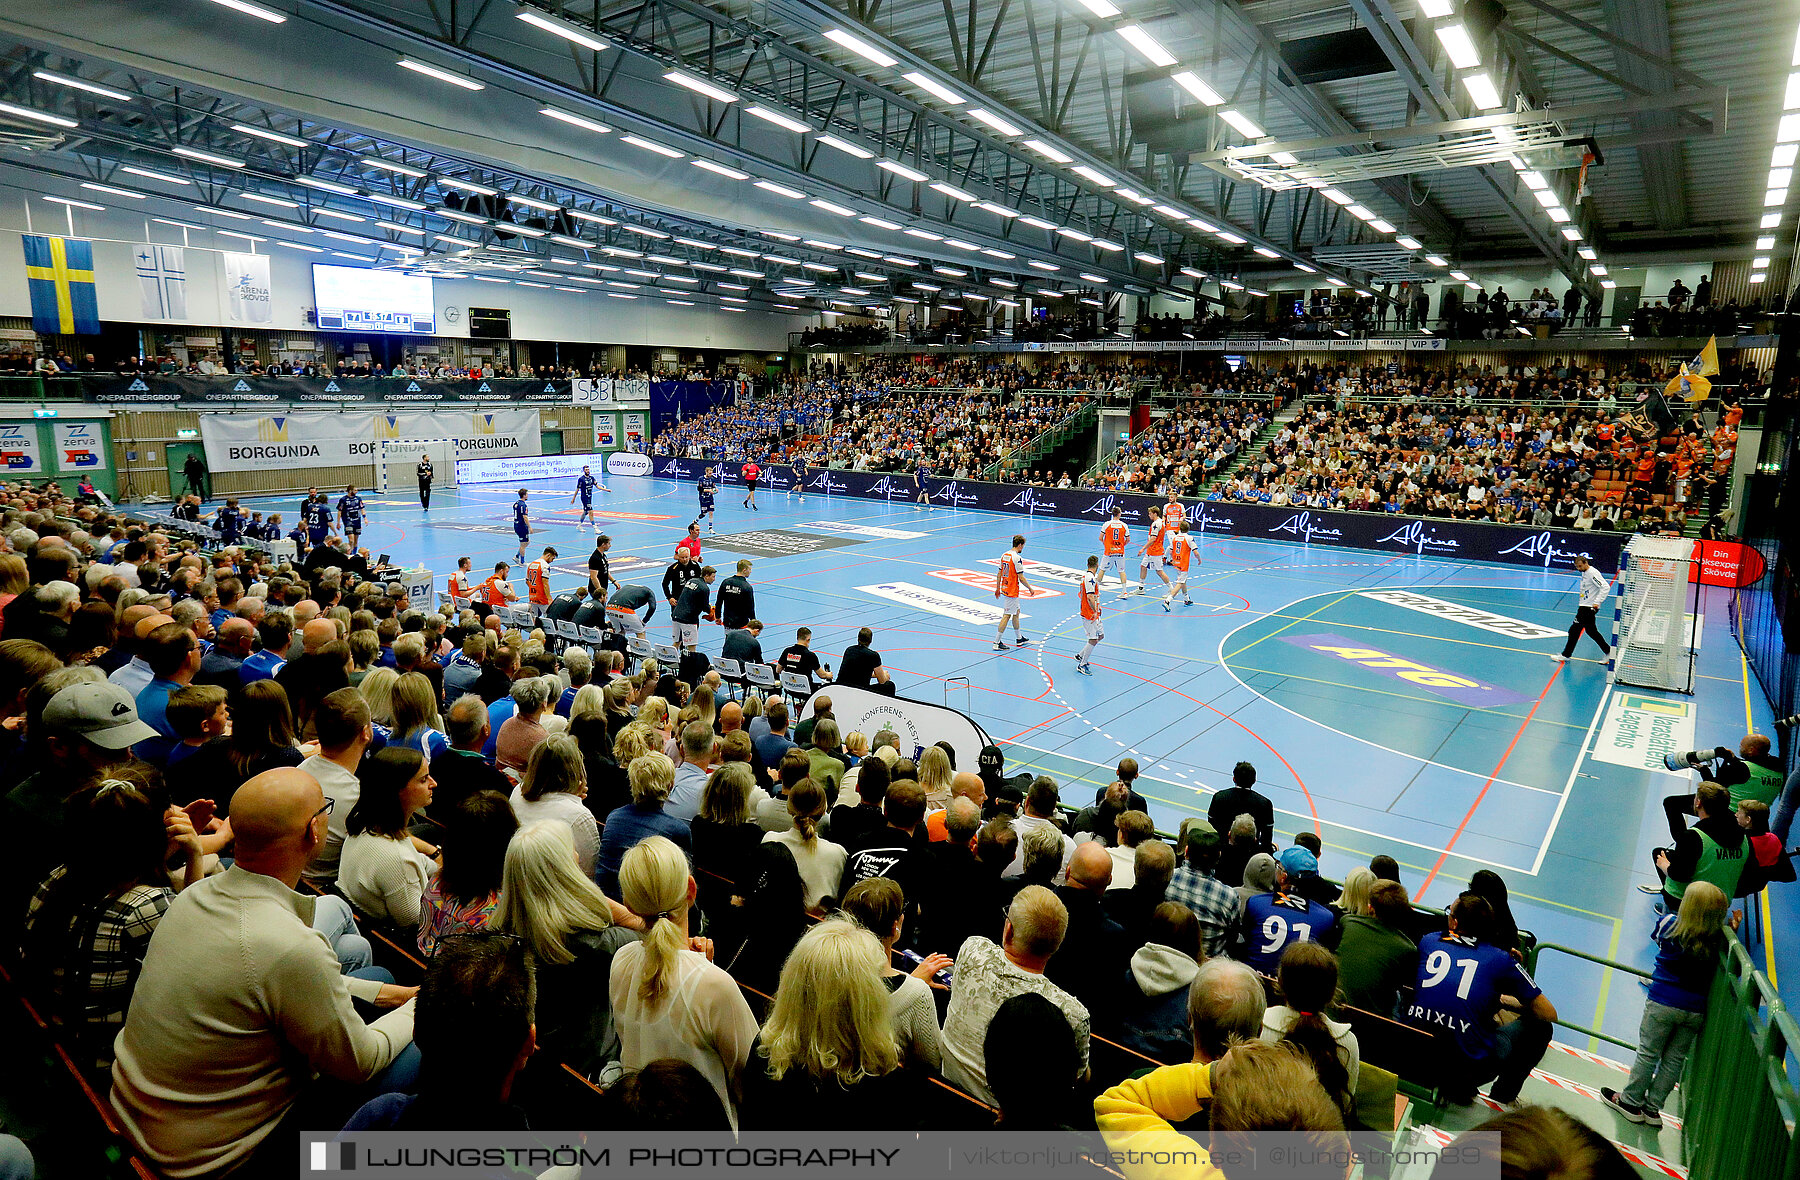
[636,456,1627,572]
[302,1131,1501,1179]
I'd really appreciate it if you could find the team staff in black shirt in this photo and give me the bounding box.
[837,627,895,696]
[713,560,756,630]
[777,626,832,686]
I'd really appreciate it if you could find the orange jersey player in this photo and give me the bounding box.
[1099,507,1131,591]
[1075,554,1104,675]
[993,533,1034,651]
[1136,506,1172,594]
[1161,522,1195,611]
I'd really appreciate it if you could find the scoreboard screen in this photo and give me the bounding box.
[312,264,436,334]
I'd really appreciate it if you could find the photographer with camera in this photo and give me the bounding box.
[1661,735,1784,813]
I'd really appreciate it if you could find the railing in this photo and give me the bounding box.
[1686,935,1800,1180]
[1523,942,1652,1053]
[981,400,1098,480]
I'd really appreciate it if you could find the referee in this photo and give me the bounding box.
[1554,554,1613,662]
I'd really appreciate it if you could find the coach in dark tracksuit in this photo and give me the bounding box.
[713,561,756,630]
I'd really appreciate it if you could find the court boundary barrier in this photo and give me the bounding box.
[1685,935,1800,1180]
[643,454,1627,571]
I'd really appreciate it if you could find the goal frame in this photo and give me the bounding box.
[376,437,458,494]
[1608,535,1701,695]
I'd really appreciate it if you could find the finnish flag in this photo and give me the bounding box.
[135,244,187,320]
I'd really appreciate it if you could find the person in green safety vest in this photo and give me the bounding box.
[1639,781,1748,909]
[1663,734,1785,810]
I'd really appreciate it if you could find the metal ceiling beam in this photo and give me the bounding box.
[1164,0,1461,247]
[1596,0,1688,230]
[1343,0,1590,289]
[749,0,1366,283]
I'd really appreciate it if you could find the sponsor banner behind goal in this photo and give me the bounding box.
[200,409,540,473]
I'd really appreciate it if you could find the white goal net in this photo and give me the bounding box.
[377,438,457,494]
[1610,534,1697,693]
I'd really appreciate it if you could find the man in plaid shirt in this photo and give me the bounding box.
[1163,819,1242,958]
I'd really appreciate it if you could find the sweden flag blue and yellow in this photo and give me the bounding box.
[22,234,100,335]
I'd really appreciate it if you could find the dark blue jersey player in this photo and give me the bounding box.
[512,487,531,563]
[570,466,601,531]
[211,499,245,544]
[336,485,365,549]
[697,468,718,533]
[303,495,333,546]
[915,459,935,512]
[788,455,809,504]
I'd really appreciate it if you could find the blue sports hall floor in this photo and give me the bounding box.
[229,468,1793,1048]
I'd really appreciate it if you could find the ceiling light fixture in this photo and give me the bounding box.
[621,135,682,158]
[123,166,190,184]
[810,199,855,216]
[540,108,613,135]
[816,134,873,159]
[1071,164,1113,185]
[692,159,750,180]
[663,70,738,104]
[80,183,143,199]
[515,9,610,51]
[859,215,902,230]
[967,109,1023,136]
[1022,139,1073,163]
[1171,72,1223,106]
[438,177,498,195]
[1219,110,1264,138]
[823,28,897,67]
[754,180,807,199]
[1115,25,1177,67]
[397,59,485,90]
[1434,24,1481,70]
[901,71,964,105]
[173,146,244,168]
[205,0,287,22]
[1462,72,1503,111]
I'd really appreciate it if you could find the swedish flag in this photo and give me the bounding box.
[22,234,100,335]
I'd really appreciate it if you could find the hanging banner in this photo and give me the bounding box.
[135,244,188,321]
[0,422,44,473]
[623,411,646,450]
[572,378,613,405]
[221,252,273,324]
[52,422,106,472]
[199,408,540,472]
[594,411,619,449]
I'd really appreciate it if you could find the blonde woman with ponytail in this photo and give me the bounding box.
[761,778,845,913]
[609,835,759,1128]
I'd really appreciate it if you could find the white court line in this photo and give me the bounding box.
[1021,607,1539,875]
[1004,734,1540,875]
[1215,590,1565,798]
[1530,683,1614,875]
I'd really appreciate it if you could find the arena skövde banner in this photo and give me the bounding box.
[198,408,541,473]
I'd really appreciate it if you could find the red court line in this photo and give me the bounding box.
[1007,708,1075,743]
[1063,654,1320,834]
[1413,662,1565,901]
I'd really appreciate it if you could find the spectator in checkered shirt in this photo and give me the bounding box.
[20,762,206,1064]
[1163,818,1243,959]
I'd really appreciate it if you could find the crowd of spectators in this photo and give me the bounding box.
[0,468,1762,1176]
[800,322,889,348]
[1084,397,1280,496]
[0,351,681,382]
[1206,387,1740,528]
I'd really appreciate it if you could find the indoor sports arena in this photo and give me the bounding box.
[0,0,1795,1176]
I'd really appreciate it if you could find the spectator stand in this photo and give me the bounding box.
[982,392,1101,483]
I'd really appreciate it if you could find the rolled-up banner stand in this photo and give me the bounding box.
[793,683,994,772]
